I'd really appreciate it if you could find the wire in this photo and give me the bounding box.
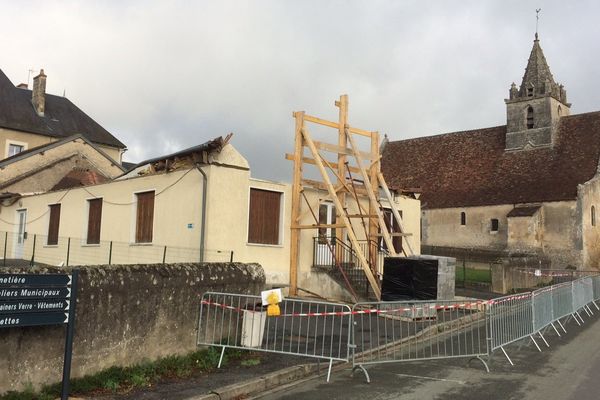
[81,168,195,205]
[0,189,71,226]
[0,168,194,226]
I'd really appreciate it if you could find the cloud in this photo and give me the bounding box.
[2,0,600,181]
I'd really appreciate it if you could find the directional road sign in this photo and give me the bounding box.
[0,312,69,328]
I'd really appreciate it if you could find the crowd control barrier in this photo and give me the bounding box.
[197,274,600,383]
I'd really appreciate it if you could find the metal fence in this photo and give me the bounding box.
[351,299,489,382]
[0,231,234,267]
[198,274,600,383]
[197,292,352,381]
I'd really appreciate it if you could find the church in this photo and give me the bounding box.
[381,34,600,270]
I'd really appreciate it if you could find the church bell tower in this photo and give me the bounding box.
[505,33,571,150]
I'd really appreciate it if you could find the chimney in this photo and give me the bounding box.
[32,69,47,116]
[16,83,28,89]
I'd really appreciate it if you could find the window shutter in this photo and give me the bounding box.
[87,199,103,244]
[47,204,61,245]
[136,191,155,243]
[248,189,281,245]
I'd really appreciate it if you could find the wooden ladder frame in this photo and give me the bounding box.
[287,95,413,301]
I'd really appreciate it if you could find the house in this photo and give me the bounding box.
[381,33,600,270]
[0,134,125,194]
[0,69,126,162]
[0,68,127,192]
[0,134,420,299]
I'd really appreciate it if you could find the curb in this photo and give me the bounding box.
[187,363,322,400]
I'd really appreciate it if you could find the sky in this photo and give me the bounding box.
[2,0,600,181]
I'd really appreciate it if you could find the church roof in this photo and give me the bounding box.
[0,68,125,149]
[381,111,600,209]
[518,34,556,96]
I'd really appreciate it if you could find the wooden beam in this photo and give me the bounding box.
[285,153,362,174]
[289,111,305,296]
[336,95,348,269]
[313,140,373,160]
[375,232,413,237]
[301,125,381,300]
[302,114,373,138]
[369,130,380,273]
[346,127,397,256]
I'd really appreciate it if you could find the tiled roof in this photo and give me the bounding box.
[0,69,125,149]
[51,169,109,191]
[381,111,600,209]
[507,206,541,217]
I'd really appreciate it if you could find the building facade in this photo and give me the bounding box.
[0,136,421,299]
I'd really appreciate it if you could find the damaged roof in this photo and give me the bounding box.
[0,68,125,149]
[382,111,600,209]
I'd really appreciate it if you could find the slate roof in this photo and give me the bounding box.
[0,69,125,149]
[381,111,600,209]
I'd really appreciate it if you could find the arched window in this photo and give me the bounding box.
[460,212,466,226]
[557,105,562,117]
[527,106,534,129]
[592,206,596,227]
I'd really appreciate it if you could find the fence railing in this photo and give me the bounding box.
[198,275,600,383]
[351,299,489,382]
[0,231,234,267]
[197,292,352,381]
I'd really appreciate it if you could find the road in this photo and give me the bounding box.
[257,312,600,400]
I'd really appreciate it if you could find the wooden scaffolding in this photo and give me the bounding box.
[287,95,414,301]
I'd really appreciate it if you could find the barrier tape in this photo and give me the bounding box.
[518,270,579,278]
[200,295,532,318]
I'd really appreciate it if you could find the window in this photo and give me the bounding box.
[135,191,155,243]
[380,208,402,254]
[526,106,534,129]
[527,87,534,97]
[592,206,596,227]
[8,144,24,157]
[87,198,103,244]
[558,105,563,117]
[491,218,499,232]
[47,204,61,245]
[318,203,336,244]
[248,188,282,245]
[460,212,466,226]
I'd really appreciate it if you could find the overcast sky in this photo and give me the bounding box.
[2,1,600,181]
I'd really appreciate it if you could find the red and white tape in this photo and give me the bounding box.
[199,296,530,318]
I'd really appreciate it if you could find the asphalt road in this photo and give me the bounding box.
[258,312,600,400]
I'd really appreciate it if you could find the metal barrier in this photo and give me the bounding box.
[197,292,352,381]
[351,300,489,382]
[487,293,534,365]
[551,282,573,332]
[532,287,554,343]
[199,274,600,383]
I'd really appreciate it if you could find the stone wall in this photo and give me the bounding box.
[0,262,265,393]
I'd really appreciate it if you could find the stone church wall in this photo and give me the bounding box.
[422,201,581,268]
[580,175,600,269]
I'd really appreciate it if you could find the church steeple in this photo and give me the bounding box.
[504,34,571,151]
[509,34,569,105]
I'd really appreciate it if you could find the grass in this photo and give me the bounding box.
[0,347,250,400]
[456,267,492,284]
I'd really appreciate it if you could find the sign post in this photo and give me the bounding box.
[0,270,79,399]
